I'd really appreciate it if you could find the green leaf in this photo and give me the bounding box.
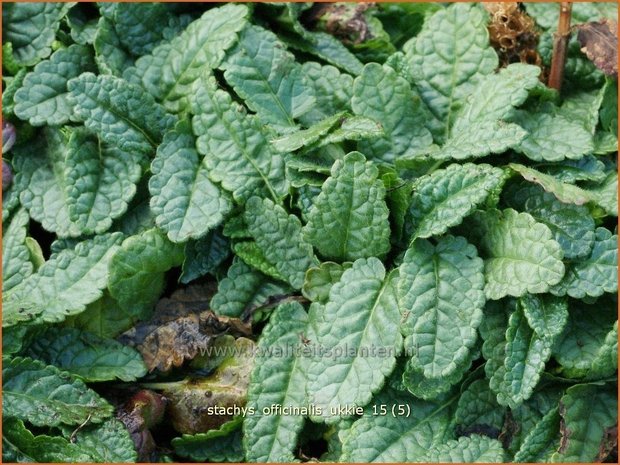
[302,262,351,304]
[479,300,511,385]
[211,258,291,318]
[420,435,505,462]
[3,357,113,427]
[233,241,287,282]
[108,229,184,319]
[588,321,618,380]
[244,302,309,462]
[149,119,232,243]
[402,351,474,400]
[67,72,176,155]
[181,230,230,284]
[192,76,289,202]
[551,384,617,462]
[538,156,607,184]
[466,209,565,300]
[398,236,484,378]
[551,227,617,298]
[221,25,315,132]
[588,171,618,217]
[2,417,93,463]
[510,109,594,162]
[93,17,133,76]
[173,418,244,462]
[2,68,27,117]
[352,63,433,162]
[64,290,136,339]
[406,163,504,240]
[299,62,354,124]
[245,197,316,289]
[65,128,144,235]
[3,233,123,327]
[2,208,34,292]
[303,152,390,261]
[13,44,96,126]
[271,112,345,153]
[112,3,170,56]
[513,406,561,463]
[340,387,452,461]
[62,418,138,463]
[307,259,402,423]
[520,294,568,340]
[25,327,147,382]
[454,379,505,435]
[2,3,73,66]
[404,3,498,139]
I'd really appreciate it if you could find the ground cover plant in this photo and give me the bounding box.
[1,1,618,463]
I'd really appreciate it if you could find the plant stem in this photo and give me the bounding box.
[548,2,572,91]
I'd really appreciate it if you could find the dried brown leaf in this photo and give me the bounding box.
[118,283,251,372]
[576,19,618,78]
[597,425,618,462]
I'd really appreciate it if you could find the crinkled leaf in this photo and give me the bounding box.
[2,208,34,292]
[3,233,123,327]
[108,228,184,320]
[233,241,287,282]
[538,156,607,184]
[588,321,618,380]
[454,379,505,436]
[302,261,351,304]
[2,68,27,117]
[113,3,170,56]
[352,63,433,162]
[404,3,498,139]
[62,418,138,463]
[192,76,289,202]
[406,163,504,240]
[420,435,504,463]
[64,290,136,339]
[520,294,568,340]
[67,72,176,155]
[303,152,390,261]
[551,227,617,298]
[14,44,96,126]
[150,119,232,243]
[244,302,308,462]
[398,236,484,378]
[307,259,402,423]
[93,17,133,76]
[180,230,230,284]
[588,171,618,216]
[173,418,244,463]
[514,406,561,463]
[3,356,113,427]
[221,25,315,132]
[299,62,354,124]
[25,327,147,382]
[245,196,316,289]
[271,112,345,153]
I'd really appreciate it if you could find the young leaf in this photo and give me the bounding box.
[245,196,316,289]
[398,236,484,378]
[302,261,351,304]
[244,302,309,462]
[14,44,96,126]
[466,209,564,299]
[2,208,34,292]
[192,76,289,202]
[221,25,315,132]
[351,63,433,162]
[405,163,504,240]
[303,152,390,261]
[67,72,176,155]
[25,327,147,382]
[519,294,568,340]
[149,119,232,243]
[271,112,345,153]
[307,259,402,423]
[404,3,498,139]
[3,357,113,427]
[3,233,123,327]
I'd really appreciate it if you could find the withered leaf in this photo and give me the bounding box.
[576,19,618,78]
[598,425,618,462]
[118,283,251,372]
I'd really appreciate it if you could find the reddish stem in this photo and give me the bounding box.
[548,2,573,91]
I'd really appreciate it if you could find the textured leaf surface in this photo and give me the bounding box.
[271,112,344,153]
[25,327,147,382]
[352,63,432,162]
[222,25,315,132]
[68,72,175,154]
[299,62,353,124]
[180,231,230,284]
[551,227,617,298]
[113,2,169,56]
[302,262,351,304]
[233,241,286,282]
[14,44,95,126]
[244,302,308,462]
[245,197,316,289]
[513,406,561,463]
[398,236,484,378]
[150,120,232,243]
[63,418,138,463]
[3,357,113,427]
[93,17,133,76]
[2,208,34,292]
[467,209,564,299]
[108,229,184,319]
[340,388,452,461]
[520,294,568,340]
[402,351,474,400]
[173,418,244,462]
[404,3,498,138]
[303,152,390,261]
[307,259,402,422]
[192,76,288,202]
[3,233,123,327]
[406,163,504,240]
[421,435,504,462]
[454,379,505,434]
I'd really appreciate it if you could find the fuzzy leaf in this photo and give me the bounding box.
[398,236,484,378]
[149,120,232,243]
[233,241,286,282]
[307,259,402,423]
[299,62,354,124]
[2,208,34,292]
[302,262,351,304]
[3,357,113,427]
[303,152,390,261]
[520,294,568,340]
[420,435,504,462]
[514,407,561,463]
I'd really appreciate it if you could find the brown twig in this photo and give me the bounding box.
[548,2,573,91]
